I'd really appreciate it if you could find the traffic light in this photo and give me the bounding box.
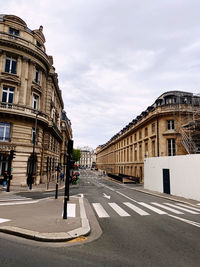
[10,150,16,159]
[69,160,75,169]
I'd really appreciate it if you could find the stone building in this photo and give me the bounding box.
[78,147,96,168]
[0,15,72,186]
[96,91,200,182]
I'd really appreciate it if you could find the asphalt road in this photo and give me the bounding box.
[0,170,200,267]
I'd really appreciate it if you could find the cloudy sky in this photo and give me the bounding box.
[2,0,200,148]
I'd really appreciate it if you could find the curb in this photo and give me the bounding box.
[0,196,90,242]
[131,187,200,208]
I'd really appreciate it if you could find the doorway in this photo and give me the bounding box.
[163,169,170,194]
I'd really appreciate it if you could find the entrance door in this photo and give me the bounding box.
[163,169,170,194]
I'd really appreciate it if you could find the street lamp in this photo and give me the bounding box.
[28,110,40,190]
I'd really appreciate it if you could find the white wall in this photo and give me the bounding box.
[144,154,200,201]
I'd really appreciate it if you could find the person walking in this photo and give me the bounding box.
[3,171,8,188]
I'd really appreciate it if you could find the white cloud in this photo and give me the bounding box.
[2,0,200,148]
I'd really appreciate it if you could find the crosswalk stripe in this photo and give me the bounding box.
[139,202,167,215]
[123,202,150,216]
[67,203,76,217]
[108,203,130,217]
[0,218,10,224]
[0,200,39,206]
[164,203,199,214]
[176,203,200,212]
[92,203,110,218]
[151,202,184,214]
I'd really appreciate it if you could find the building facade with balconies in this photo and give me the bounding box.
[96,91,200,182]
[0,15,72,186]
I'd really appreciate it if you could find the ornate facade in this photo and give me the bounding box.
[0,15,72,185]
[96,91,200,182]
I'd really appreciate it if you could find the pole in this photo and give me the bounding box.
[63,154,70,219]
[55,166,59,199]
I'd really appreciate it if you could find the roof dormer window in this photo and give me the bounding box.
[9,27,19,37]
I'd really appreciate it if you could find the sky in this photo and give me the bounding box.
[2,0,200,149]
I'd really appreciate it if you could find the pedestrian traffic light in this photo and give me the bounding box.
[10,150,16,159]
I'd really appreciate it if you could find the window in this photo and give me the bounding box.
[139,130,142,139]
[32,94,39,110]
[134,145,137,161]
[36,41,42,48]
[2,86,14,104]
[130,135,133,143]
[145,127,148,137]
[167,120,175,130]
[134,133,137,141]
[152,123,155,134]
[9,27,19,37]
[145,142,148,157]
[5,57,17,74]
[139,144,142,161]
[34,68,40,84]
[152,140,156,157]
[168,139,176,156]
[0,123,10,142]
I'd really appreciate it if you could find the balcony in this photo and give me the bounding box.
[0,31,49,64]
[0,102,49,123]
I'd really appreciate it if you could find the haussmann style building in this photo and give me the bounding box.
[96,91,200,182]
[0,14,72,186]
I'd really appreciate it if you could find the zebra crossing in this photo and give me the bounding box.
[91,201,200,218]
[0,194,37,206]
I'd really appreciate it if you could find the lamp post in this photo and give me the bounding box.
[29,111,40,190]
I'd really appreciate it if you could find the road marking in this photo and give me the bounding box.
[103,193,111,199]
[92,203,110,218]
[0,198,32,201]
[0,218,11,224]
[124,202,150,216]
[0,200,39,206]
[151,202,184,214]
[164,203,199,214]
[67,203,76,217]
[176,203,200,212]
[116,191,139,203]
[108,203,130,217]
[139,202,167,215]
[168,214,200,228]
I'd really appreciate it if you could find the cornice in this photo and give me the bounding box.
[0,39,50,71]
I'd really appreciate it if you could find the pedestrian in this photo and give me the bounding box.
[27,173,33,190]
[60,172,64,181]
[3,171,8,188]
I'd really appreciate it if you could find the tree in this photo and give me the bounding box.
[72,149,81,162]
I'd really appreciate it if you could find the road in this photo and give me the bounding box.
[0,170,200,267]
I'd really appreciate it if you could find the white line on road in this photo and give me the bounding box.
[124,202,150,216]
[0,200,39,206]
[164,203,199,214]
[108,203,130,217]
[0,218,11,224]
[0,198,32,201]
[67,203,76,217]
[168,214,200,228]
[92,203,110,218]
[176,203,200,212]
[103,193,111,199]
[139,202,167,215]
[116,191,139,203]
[151,202,184,214]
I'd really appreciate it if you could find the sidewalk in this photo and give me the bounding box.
[0,181,90,242]
[0,179,66,193]
[125,184,200,207]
